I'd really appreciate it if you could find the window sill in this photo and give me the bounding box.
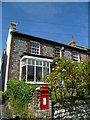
[25,81,49,85]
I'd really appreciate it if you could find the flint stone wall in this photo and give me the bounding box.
[11,37,27,80]
[28,88,52,119]
[53,100,90,119]
[81,52,86,61]
[43,43,54,58]
[64,48,72,60]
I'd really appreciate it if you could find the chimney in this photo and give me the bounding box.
[10,22,16,31]
[68,36,76,46]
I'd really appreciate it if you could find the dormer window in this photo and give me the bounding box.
[30,41,40,55]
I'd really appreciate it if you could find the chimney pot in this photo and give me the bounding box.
[10,22,16,31]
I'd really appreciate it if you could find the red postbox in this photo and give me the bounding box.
[40,86,49,110]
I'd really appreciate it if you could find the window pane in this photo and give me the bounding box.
[35,43,39,48]
[47,62,49,67]
[32,60,34,65]
[28,59,34,65]
[28,59,32,64]
[43,61,49,67]
[30,41,40,55]
[30,42,33,46]
[31,47,35,51]
[43,61,45,66]
[36,60,42,66]
[36,66,42,82]
[22,58,27,66]
[43,67,49,79]
[73,51,78,61]
[21,66,26,81]
[27,65,34,82]
[56,47,60,52]
[56,47,60,57]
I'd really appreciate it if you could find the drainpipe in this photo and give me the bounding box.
[4,22,16,91]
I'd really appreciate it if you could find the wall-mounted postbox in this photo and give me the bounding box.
[40,86,49,110]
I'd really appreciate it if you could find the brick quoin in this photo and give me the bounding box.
[86,52,89,61]
[53,47,56,58]
[79,52,81,62]
[62,50,64,58]
[8,36,15,80]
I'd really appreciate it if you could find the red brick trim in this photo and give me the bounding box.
[79,52,81,62]
[61,50,64,58]
[53,47,56,58]
[26,39,30,53]
[89,54,90,61]
[8,36,15,80]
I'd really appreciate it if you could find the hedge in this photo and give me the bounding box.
[2,80,39,119]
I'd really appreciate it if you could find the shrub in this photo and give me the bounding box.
[3,80,39,119]
[45,58,90,102]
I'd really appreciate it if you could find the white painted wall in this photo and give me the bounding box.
[4,23,16,91]
[4,27,12,91]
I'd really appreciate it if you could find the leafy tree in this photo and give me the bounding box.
[45,58,90,102]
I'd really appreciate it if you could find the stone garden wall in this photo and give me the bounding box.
[53,99,90,119]
[28,87,52,119]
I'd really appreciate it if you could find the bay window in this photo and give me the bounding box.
[20,56,53,83]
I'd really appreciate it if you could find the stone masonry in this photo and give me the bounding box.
[64,48,72,60]
[8,33,90,81]
[43,43,54,58]
[9,37,27,80]
[53,100,90,119]
[28,87,52,119]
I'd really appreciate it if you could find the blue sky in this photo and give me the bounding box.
[1,2,88,58]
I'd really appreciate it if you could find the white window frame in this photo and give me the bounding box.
[20,56,53,84]
[30,40,40,55]
[73,51,80,62]
[55,46,62,58]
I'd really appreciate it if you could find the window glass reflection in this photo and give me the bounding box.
[21,66,26,81]
[36,66,42,82]
[43,67,49,79]
[27,65,34,82]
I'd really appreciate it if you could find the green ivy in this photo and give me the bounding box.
[3,80,39,119]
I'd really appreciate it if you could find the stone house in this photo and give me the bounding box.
[1,22,90,91]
